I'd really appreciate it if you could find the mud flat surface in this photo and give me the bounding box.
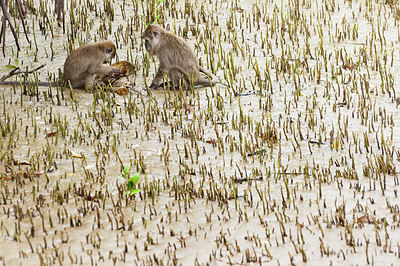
[1,0,400,265]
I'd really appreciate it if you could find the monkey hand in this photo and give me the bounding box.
[149,83,158,90]
[111,67,122,76]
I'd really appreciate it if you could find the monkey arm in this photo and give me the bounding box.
[88,64,120,76]
[150,68,165,88]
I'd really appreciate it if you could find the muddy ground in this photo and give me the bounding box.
[1,0,400,265]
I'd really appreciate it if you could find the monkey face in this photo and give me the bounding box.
[142,36,157,56]
[103,46,116,63]
[141,25,162,56]
[144,38,152,52]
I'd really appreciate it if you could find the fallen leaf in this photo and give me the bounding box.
[34,171,45,176]
[46,131,57,137]
[342,63,354,70]
[69,149,83,158]
[115,87,129,95]
[12,159,31,166]
[357,215,376,224]
[1,175,12,181]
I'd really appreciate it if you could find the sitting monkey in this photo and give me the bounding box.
[63,41,121,88]
[141,24,218,89]
[1,41,120,89]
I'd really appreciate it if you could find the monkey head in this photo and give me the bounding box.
[101,41,117,63]
[141,24,163,57]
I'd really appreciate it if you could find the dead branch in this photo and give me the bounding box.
[0,0,31,57]
[0,64,46,84]
[0,0,20,56]
[16,0,30,44]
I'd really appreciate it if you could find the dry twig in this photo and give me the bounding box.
[0,64,46,84]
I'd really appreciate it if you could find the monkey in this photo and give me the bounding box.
[141,24,219,90]
[0,41,120,89]
[63,41,120,88]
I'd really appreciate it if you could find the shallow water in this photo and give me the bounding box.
[1,0,400,265]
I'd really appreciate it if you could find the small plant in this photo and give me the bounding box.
[122,165,141,196]
[4,58,19,70]
[145,0,165,27]
[151,0,165,24]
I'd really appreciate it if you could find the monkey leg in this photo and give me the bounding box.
[67,79,82,89]
[150,68,165,89]
[168,69,191,89]
[156,81,175,89]
[150,68,195,90]
[84,75,96,89]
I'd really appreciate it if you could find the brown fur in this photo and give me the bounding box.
[0,41,120,88]
[63,41,120,88]
[141,24,218,89]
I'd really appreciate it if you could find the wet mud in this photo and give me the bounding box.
[1,0,400,265]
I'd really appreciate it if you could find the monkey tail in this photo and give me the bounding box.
[194,67,219,88]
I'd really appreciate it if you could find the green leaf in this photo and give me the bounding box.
[132,172,140,186]
[123,164,131,178]
[5,64,17,69]
[14,58,19,66]
[129,188,141,195]
[150,15,160,25]
[127,179,134,191]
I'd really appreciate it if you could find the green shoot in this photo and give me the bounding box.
[122,165,141,196]
[4,58,20,70]
[146,0,165,27]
